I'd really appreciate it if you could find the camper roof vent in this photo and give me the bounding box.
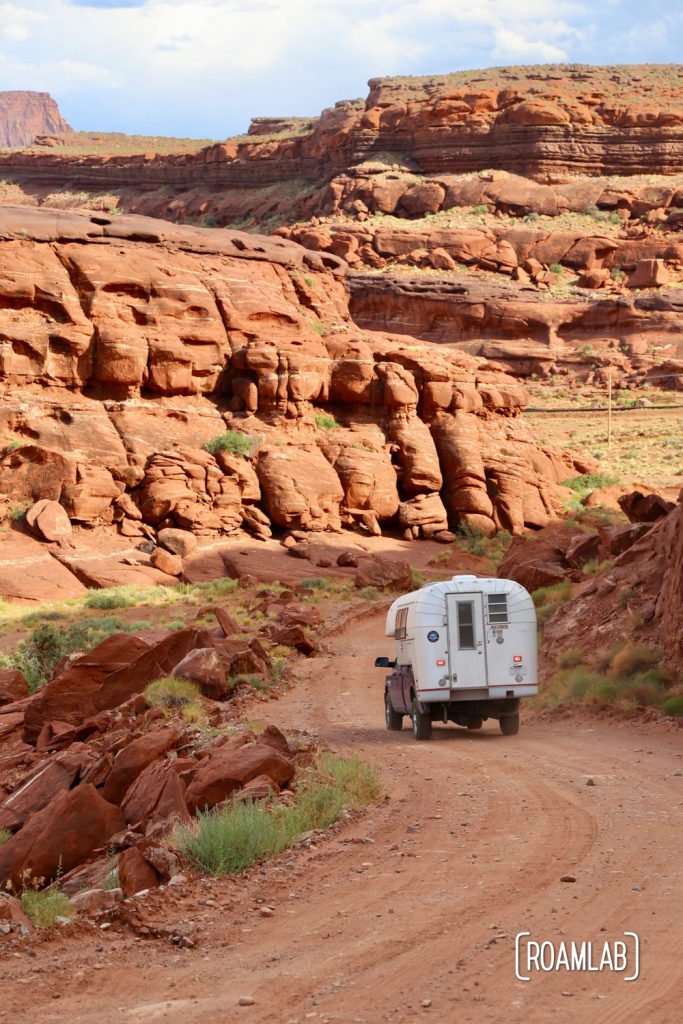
[452,574,477,582]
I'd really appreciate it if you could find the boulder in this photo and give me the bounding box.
[101,726,179,805]
[565,532,601,570]
[0,784,124,888]
[627,259,669,288]
[157,528,198,558]
[150,546,183,577]
[0,743,96,832]
[121,759,191,831]
[171,646,232,700]
[256,446,344,532]
[0,669,28,707]
[354,556,412,591]
[617,491,675,524]
[185,741,295,814]
[118,846,161,897]
[25,499,72,542]
[597,522,653,556]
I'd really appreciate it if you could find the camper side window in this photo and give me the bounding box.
[394,607,408,640]
[456,602,476,649]
[487,593,509,624]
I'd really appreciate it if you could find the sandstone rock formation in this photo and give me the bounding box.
[0,205,585,569]
[0,92,71,149]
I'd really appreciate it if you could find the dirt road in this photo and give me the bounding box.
[3,609,682,1024]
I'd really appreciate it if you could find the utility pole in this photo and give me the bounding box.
[607,366,613,453]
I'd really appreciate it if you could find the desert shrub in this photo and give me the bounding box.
[300,577,334,591]
[84,587,136,610]
[620,670,668,706]
[473,204,489,215]
[562,472,620,496]
[531,580,572,624]
[549,263,563,274]
[662,695,683,717]
[20,885,75,928]
[0,618,136,691]
[144,677,205,723]
[8,502,29,522]
[314,412,339,430]
[0,827,11,846]
[609,644,661,681]
[411,568,426,589]
[172,753,379,876]
[556,647,583,669]
[203,431,256,457]
[357,586,380,600]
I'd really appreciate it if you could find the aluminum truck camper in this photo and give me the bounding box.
[375,574,538,740]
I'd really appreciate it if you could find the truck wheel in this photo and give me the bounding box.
[411,698,432,741]
[385,690,403,731]
[467,717,483,730]
[499,712,520,736]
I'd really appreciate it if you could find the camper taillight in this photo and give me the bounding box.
[513,655,523,663]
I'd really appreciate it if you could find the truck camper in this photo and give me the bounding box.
[375,574,538,740]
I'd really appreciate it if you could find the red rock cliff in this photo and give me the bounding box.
[0,91,71,148]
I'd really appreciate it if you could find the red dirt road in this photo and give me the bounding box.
[2,609,682,1023]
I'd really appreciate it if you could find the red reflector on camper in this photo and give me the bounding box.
[513,655,523,663]
[436,659,446,667]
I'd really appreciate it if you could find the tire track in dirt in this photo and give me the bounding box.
[2,608,681,1024]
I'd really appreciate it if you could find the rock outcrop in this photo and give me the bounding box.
[0,205,585,563]
[0,92,71,149]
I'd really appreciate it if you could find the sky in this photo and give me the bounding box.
[0,0,681,139]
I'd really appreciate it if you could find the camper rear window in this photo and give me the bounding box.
[487,593,509,624]
[395,607,408,639]
[456,601,476,649]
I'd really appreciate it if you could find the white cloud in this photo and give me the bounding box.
[0,0,677,136]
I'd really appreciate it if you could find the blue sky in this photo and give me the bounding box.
[0,1,680,139]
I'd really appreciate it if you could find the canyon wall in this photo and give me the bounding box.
[0,91,71,149]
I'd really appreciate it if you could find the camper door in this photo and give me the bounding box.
[446,592,487,689]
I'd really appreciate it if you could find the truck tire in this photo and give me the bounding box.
[467,717,483,730]
[499,712,520,736]
[385,690,403,731]
[411,697,432,741]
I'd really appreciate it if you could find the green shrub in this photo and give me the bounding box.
[8,502,29,522]
[531,580,572,624]
[662,695,683,717]
[411,568,426,589]
[620,671,668,706]
[172,752,379,876]
[84,587,136,610]
[562,472,620,496]
[314,413,339,430]
[144,676,205,723]
[20,885,75,928]
[0,827,11,846]
[203,431,256,457]
[556,647,583,669]
[473,204,489,215]
[549,263,563,274]
[300,577,333,591]
[609,644,661,681]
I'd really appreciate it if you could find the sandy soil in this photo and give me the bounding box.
[1,609,682,1024]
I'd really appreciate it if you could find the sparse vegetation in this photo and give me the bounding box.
[172,752,380,876]
[537,641,678,715]
[19,884,75,928]
[0,616,155,690]
[531,581,572,625]
[144,677,205,724]
[0,827,11,846]
[203,431,258,457]
[314,412,339,430]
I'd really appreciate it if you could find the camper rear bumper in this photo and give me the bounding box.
[417,685,538,702]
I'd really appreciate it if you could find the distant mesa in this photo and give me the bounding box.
[0,90,71,149]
